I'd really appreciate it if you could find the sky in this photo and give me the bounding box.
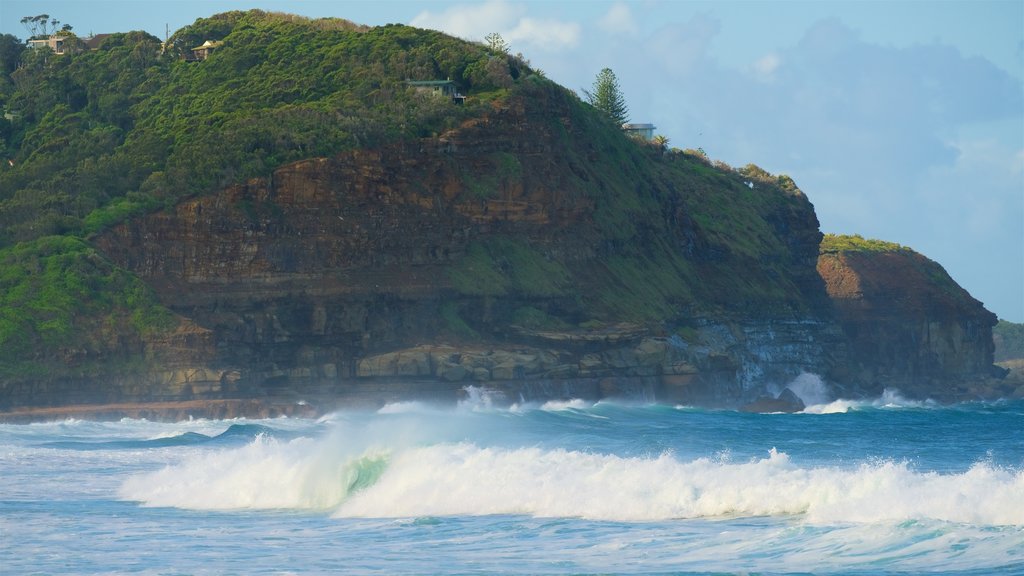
[2,0,1022,322]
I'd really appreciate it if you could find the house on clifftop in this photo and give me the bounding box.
[27,33,112,54]
[622,123,656,140]
[27,34,72,54]
[185,40,222,62]
[406,80,466,104]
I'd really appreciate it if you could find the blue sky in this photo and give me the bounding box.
[3,1,1022,322]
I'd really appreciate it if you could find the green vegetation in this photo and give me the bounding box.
[820,234,908,254]
[460,151,521,199]
[448,236,571,298]
[0,9,832,377]
[994,320,1024,362]
[440,301,479,340]
[0,10,539,376]
[496,77,815,322]
[582,67,628,125]
[19,14,74,38]
[0,236,174,375]
[484,32,510,55]
[511,306,569,331]
[0,10,536,246]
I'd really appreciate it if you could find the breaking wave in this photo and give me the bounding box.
[120,433,1024,526]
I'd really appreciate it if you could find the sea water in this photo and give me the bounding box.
[2,384,1023,575]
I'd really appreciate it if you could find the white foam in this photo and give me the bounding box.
[457,385,507,411]
[377,401,433,414]
[120,434,389,510]
[803,388,932,414]
[539,399,594,411]
[335,446,1024,525]
[786,372,831,406]
[120,429,1024,526]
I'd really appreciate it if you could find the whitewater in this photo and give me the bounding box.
[2,387,1022,575]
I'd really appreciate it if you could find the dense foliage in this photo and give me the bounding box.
[0,236,173,376]
[994,320,1024,362]
[0,9,821,380]
[0,9,533,246]
[819,233,908,254]
[0,10,534,373]
[583,67,628,126]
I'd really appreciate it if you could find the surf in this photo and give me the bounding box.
[119,425,1024,526]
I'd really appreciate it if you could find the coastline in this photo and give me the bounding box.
[0,398,323,424]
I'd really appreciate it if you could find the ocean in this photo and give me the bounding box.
[2,383,1022,575]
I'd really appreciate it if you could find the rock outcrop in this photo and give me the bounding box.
[78,82,848,411]
[817,237,1004,399]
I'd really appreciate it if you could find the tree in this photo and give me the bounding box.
[652,134,670,151]
[0,34,25,74]
[20,15,60,39]
[484,32,509,55]
[582,68,629,126]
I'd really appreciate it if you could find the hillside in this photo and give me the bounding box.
[0,11,1005,414]
[0,11,537,380]
[993,320,1024,362]
[817,234,1010,399]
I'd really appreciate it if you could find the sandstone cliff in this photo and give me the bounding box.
[0,12,1005,418]
[80,80,847,411]
[817,235,1006,399]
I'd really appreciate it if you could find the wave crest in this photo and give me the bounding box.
[121,434,1024,526]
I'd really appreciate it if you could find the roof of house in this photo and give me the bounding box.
[192,40,223,51]
[83,33,113,50]
[405,80,456,87]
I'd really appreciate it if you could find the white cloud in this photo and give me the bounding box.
[751,52,781,81]
[409,0,579,52]
[599,3,639,36]
[410,0,524,41]
[632,16,1023,318]
[506,17,581,51]
[644,14,720,76]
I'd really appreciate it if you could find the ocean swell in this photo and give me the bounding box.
[120,432,1024,526]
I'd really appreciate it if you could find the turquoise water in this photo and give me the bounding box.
[2,387,1022,575]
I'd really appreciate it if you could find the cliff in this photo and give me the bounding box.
[817,235,1008,399]
[0,12,1005,417]
[80,79,846,411]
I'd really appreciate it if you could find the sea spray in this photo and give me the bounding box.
[119,433,390,510]
[803,388,933,414]
[335,444,1024,525]
[118,409,481,509]
[121,421,1024,525]
[785,372,831,406]
[9,399,1024,574]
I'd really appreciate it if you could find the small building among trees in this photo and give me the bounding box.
[405,80,466,104]
[186,40,222,62]
[622,123,656,141]
[27,34,71,54]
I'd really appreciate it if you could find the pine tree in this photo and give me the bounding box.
[484,32,509,55]
[583,68,629,126]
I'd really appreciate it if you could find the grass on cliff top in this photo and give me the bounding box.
[0,236,176,376]
[820,233,909,254]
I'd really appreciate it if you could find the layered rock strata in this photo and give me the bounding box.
[81,85,846,411]
[817,245,1003,399]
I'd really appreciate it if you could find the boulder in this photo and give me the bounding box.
[740,388,806,413]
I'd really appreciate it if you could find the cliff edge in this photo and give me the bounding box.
[817,234,1007,399]
[0,11,1006,417]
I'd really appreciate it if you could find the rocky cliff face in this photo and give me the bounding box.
[78,82,848,410]
[817,241,1002,399]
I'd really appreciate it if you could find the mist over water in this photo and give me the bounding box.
[4,390,1024,574]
